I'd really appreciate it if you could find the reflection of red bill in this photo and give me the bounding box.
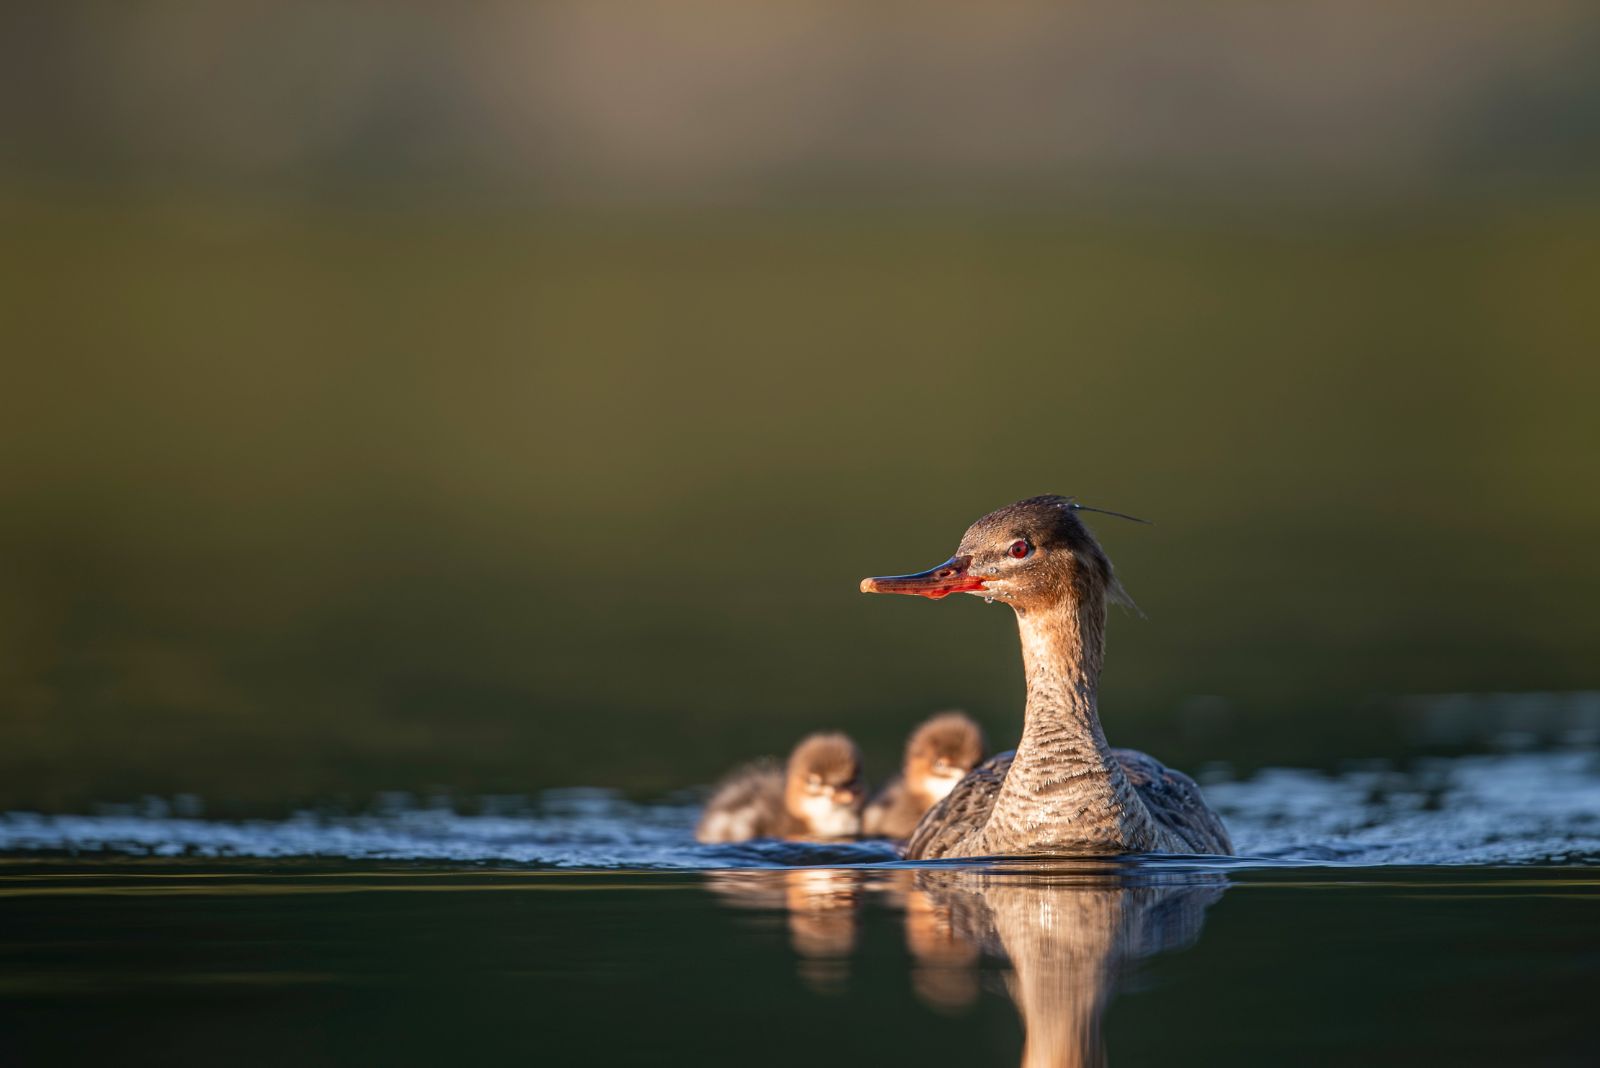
[859,556,986,600]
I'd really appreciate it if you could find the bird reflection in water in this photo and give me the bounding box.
[706,868,864,994]
[879,871,982,1013]
[913,862,1223,1067]
[711,862,1221,1066]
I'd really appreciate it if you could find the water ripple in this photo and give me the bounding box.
[2,750,1596,868]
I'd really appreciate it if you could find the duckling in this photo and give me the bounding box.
[861,495,1233,858]
[695,732,865,843]
[863,712,987,839]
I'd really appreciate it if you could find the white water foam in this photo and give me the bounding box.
[1208,749,1600,865]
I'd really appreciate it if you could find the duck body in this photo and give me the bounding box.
[862,775,927,840]
[905,747,1231,859]
[696,759,799,842]
[863,496,1233,859]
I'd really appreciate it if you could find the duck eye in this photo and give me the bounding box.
[1008,539,1031,559]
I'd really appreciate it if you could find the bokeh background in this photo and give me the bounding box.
[4,2,1598,813]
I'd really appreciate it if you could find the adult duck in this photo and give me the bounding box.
[860,495,1232,859]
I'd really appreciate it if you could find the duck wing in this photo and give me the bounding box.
[862,774,904,837]
[903,751,1015,860]
[1110,748,1233,855]
[695,759,789,843]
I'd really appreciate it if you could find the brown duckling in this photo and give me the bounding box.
[861,495,1233,859]
[696,732,866,843]
[863,712,987,839]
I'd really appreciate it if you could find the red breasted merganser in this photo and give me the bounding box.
[863,711,987,839]
[860,496,1232,858]
[696,732,866,843]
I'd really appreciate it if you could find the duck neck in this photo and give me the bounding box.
[1014,594,1112,770]
[984,590,1153,850]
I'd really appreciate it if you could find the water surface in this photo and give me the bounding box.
[4,750,1598,1065]
[2,860,1595,1066]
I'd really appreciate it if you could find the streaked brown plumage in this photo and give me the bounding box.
[695,732,865,843]
[863,711,987,839]
[860,495,1233,859]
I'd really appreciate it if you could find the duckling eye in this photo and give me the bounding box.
[1008,539,1031,559]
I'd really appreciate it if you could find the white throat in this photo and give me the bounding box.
[799,797,860,838]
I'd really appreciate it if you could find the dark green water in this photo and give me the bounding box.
[2,859,1596,1066]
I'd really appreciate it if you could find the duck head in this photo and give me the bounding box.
[784,732,865,838]
[859,495,1136,614]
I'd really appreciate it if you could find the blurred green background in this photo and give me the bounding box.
[3,3,1598,812]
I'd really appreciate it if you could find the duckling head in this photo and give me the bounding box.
[784,732,865,838]
[905,712,986,802]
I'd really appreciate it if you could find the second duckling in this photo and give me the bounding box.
[863,712,986,840]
